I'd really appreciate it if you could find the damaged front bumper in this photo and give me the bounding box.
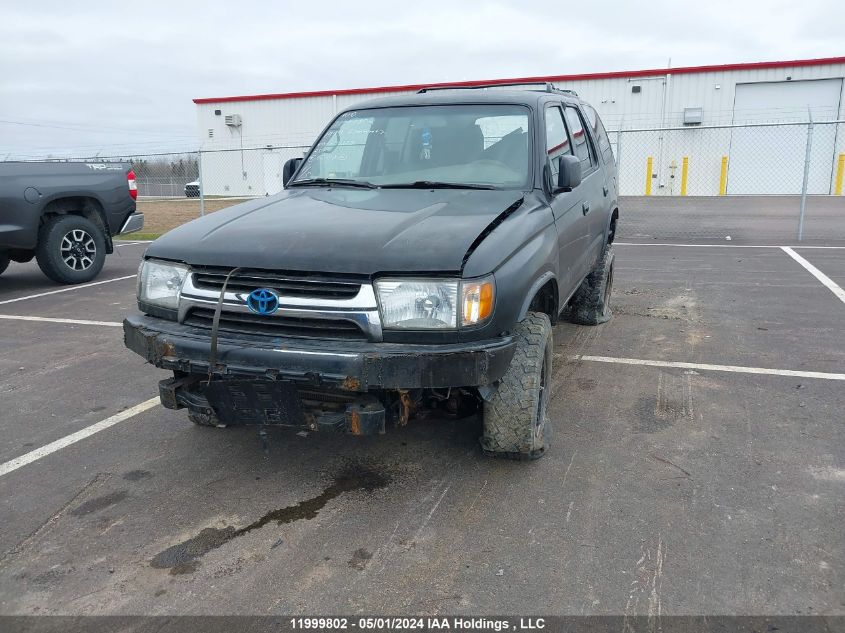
[123,314,515,433]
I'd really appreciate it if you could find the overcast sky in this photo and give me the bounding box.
[1,0,842,158]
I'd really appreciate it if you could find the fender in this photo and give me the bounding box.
[605,204,619,244]
[517,270,557,321]
[37,189,105,212]
[37,194,114,252]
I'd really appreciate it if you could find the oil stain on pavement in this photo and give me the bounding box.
[70,490,128,516]
[150,462,391,574]
[347,547,373,570]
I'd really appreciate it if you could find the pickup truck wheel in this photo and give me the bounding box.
[0,254,9,276]
[188,410,227,428]
[567,245,615,325]
[480,312,551,460]
[36,215,106,284]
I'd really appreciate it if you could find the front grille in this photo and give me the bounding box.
[191,267,362,300]
[184,307,366,340]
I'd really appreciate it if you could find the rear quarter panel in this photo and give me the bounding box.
[0,162,134,249]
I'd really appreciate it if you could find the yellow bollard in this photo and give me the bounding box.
[719,156,728,195]
[835,154,845,196]
[645,156,653,196]
[680,156,689,196]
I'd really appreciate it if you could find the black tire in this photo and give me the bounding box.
[188,409,227,428]
[567,245,615,325]
[0,254,9,277]
[36,215,106,284]
[480,312,552,460]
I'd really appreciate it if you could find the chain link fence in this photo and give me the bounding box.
[613,119,844,241]
[196,145,310,198]
[130,153,200,198]
[616,120,844,196]
[15,120,844,242]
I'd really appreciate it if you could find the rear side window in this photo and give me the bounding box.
[583,104,614,164]
[544,106,571,182]
[564,106,596,173]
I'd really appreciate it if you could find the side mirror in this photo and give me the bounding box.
[556,155,582,191]
[282,157,303,187]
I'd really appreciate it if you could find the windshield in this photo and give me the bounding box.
[292,104,532,189]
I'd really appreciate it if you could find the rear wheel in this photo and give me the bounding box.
[0,254,9,276]
[480,312,552,460]
[36,215,106,284]
[567,245,614,325]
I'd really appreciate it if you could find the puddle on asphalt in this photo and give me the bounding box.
[150,462,390,574]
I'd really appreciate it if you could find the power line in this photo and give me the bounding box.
[0,119,196,138]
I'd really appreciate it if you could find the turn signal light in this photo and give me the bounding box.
[462,278,494,326]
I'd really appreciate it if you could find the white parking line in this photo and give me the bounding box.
[0,275,136,306]
[577,355,845,381]
[0,398,160,478]
[616,242,774,248]
[0,315,122,327]
[781,246,845,305]
[616,242,845,249]
[3,352,841,475]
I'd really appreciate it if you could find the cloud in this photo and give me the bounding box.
[1,0,841,157]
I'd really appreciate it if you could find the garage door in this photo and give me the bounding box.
[727,78,843,194]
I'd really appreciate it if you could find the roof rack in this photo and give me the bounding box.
[417,81,576,94]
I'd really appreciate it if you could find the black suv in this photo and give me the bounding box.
[124,84,618,460]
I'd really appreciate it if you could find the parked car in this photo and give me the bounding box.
[0,161,143,283]
[124,85,618,459]
[184,181,200,198]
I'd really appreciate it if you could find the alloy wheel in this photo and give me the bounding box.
[60,229,97,271]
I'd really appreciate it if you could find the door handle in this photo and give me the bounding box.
[603,186,609,197]
[582,202,590,215]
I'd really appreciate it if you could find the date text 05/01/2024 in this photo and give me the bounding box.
[289,618,546,631]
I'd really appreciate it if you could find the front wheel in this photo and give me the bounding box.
[188,409,227,428]
[480,312,552,460]
[36,215,107,284]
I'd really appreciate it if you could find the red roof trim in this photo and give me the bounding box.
[193,56,845,104]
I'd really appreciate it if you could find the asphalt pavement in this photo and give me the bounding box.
[0,239,842,617]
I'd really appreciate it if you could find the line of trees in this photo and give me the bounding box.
[130,155,199,182]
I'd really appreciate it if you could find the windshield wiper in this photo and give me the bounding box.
[290,178,377,189]
[379,181,497,190]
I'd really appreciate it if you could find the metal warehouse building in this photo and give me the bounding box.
[193,56,845,197]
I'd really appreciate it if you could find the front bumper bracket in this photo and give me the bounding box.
[159,374,387,435]
[125,314,516,391]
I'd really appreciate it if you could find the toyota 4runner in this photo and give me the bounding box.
[123,84,618,460]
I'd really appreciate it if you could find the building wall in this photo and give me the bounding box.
[195,61,845,196]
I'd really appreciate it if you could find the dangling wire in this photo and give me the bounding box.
[206,266,243,384]
[202,267,271,457]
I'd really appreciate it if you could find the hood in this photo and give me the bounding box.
[146,187,525,275]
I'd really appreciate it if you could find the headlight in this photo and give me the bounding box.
[376,279,458,329]
[138,259,188,310]
[375,276,495,330]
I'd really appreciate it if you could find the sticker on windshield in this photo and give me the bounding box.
[420,127,432,160]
